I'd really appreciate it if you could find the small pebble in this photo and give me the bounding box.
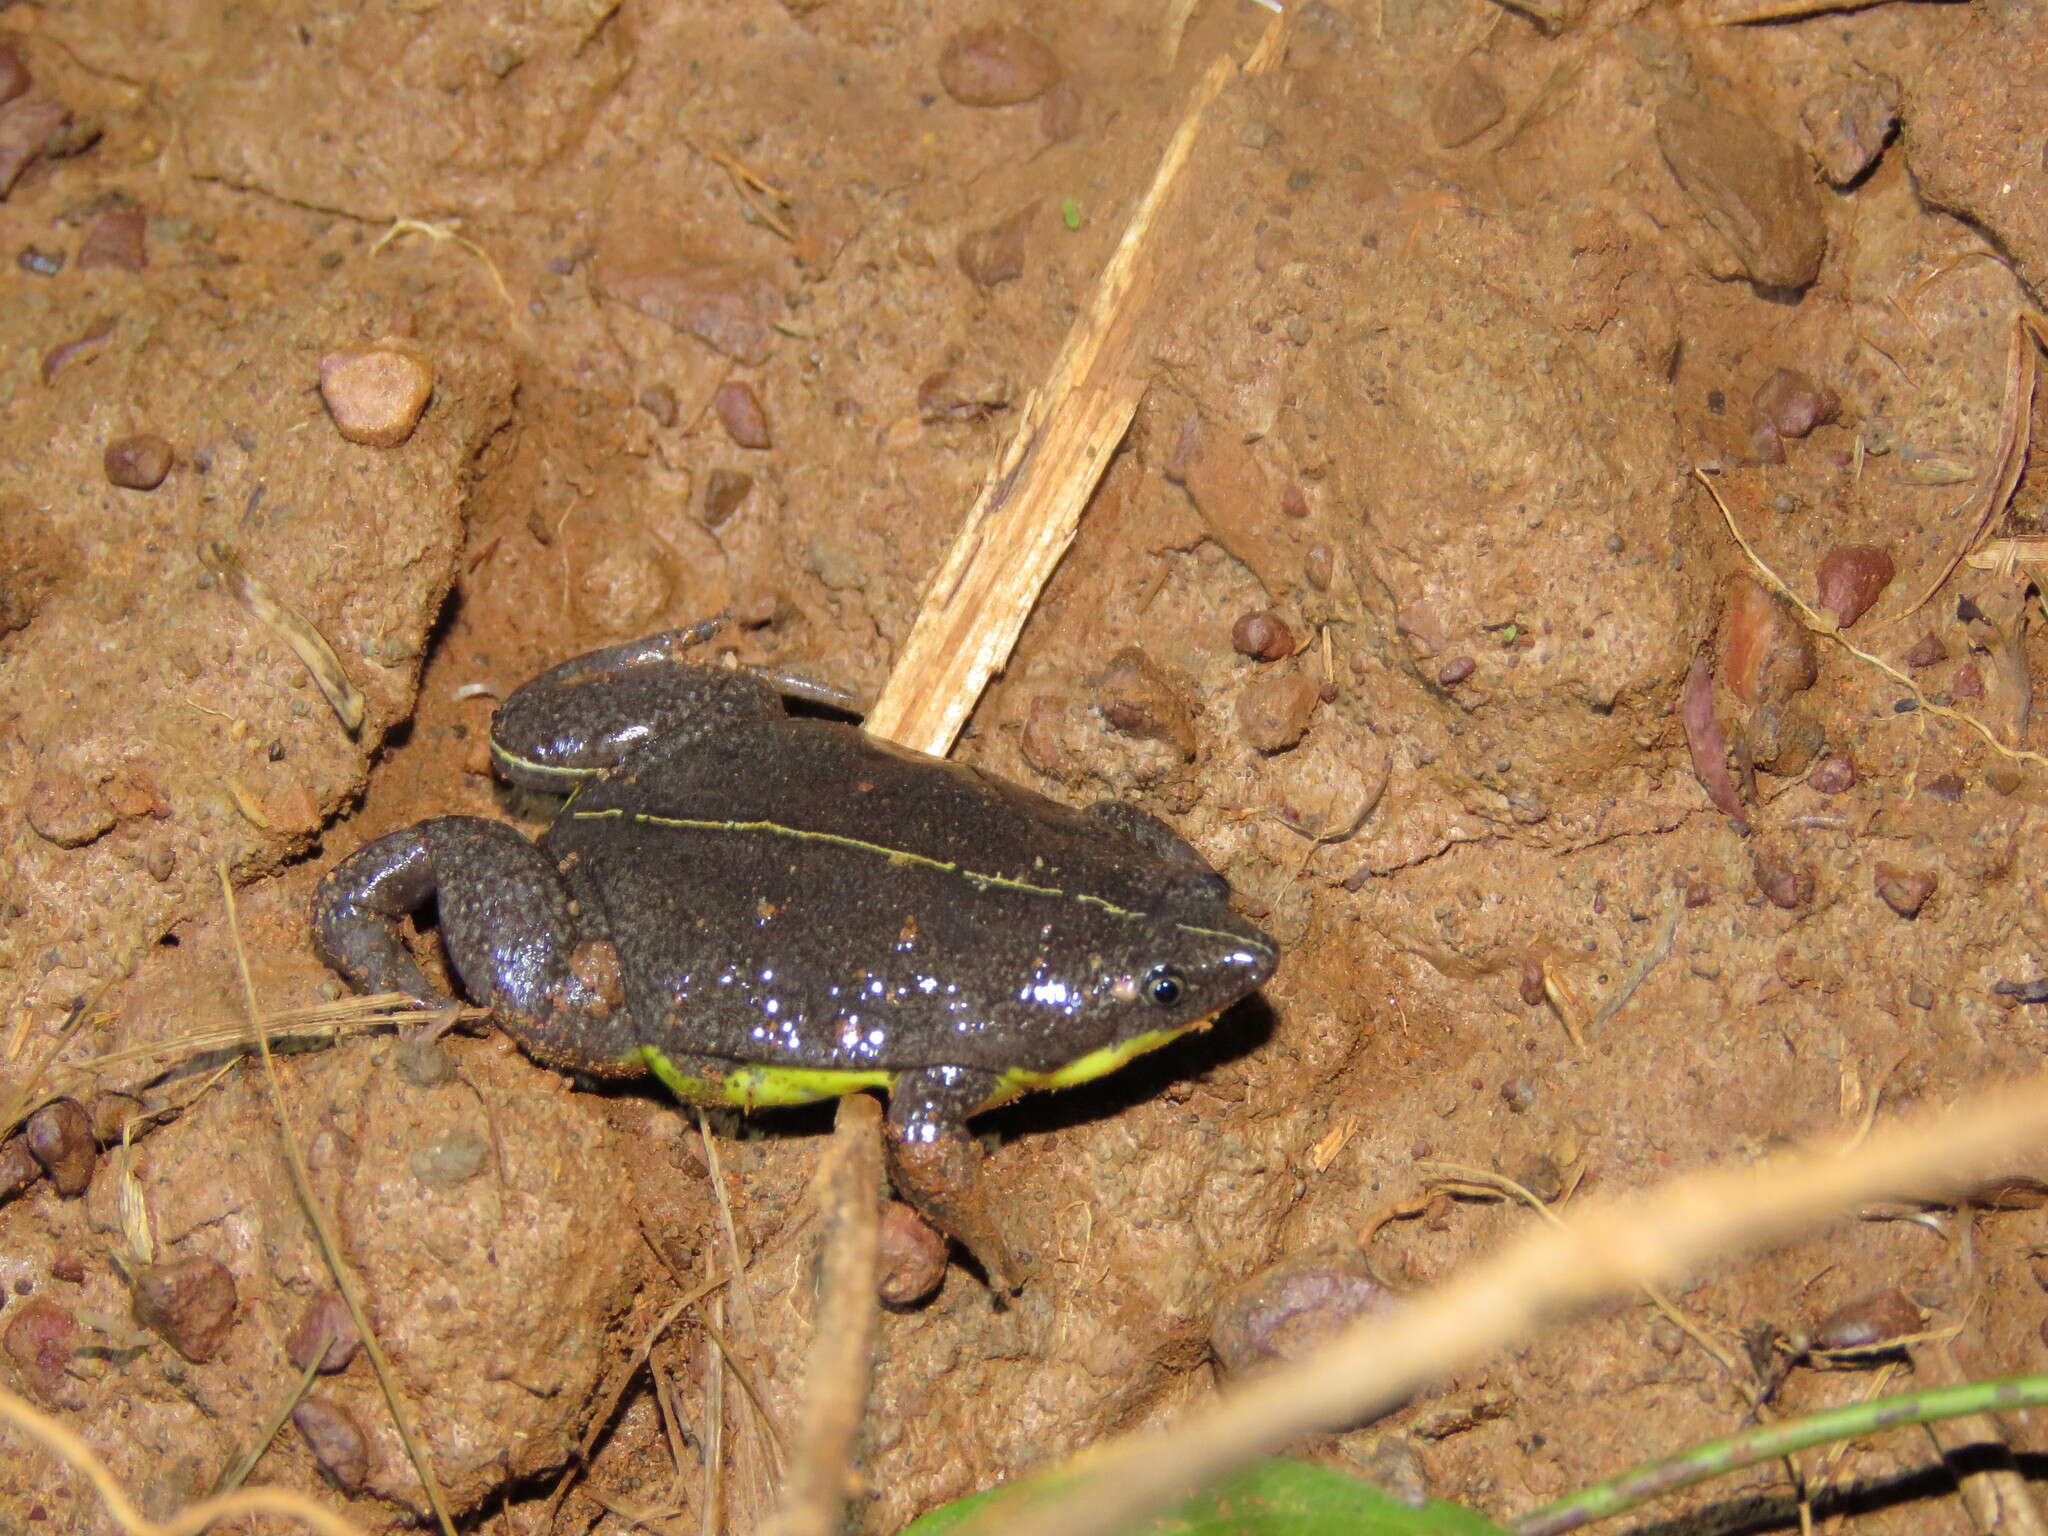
[294,1398,371,1492]
[24,1099,95,1197]
[51,1255,84,1284]
[15,243,60,275]
[284,1290,362,1374]
[1751,847,1813,910]
[700,468,753,528]
[1906,980,1936,1010]
[1986,761,2023,796]
[712,380,771,449]
[956,206,1031,288]
[1518,958,1546,1007]
[0,45,28,107]
[1437,656,1476,687]
[409,1126,489,1189]
[1280,482,1310,519]
[1231,609,1295,662]
[1815,544,1894,629]
[131,1255,238,1362]
[1901,631,1947,668]
[88,1092,145,1143]
[77,207,146,272]
[938,25,1062,106]
[1746,701,1823,777]
[318,338,435,448]
[1236,670,1319,754]
[1721,577,1816,705]
[1922,771,1965,803]
[394,1037,456,1087]
[1808,754,1857,794]
[1812,1286,1921,1352]
[3,1300,80,1408]
[0,1137,41,1203]
[1873,862,1935,919]
[1303,544,1335,591]
[1211,1250,1401,1379]
[876,1202,949,1308]
[1753,368,1839,439]
[1952,663,1984,700]
[1096,647,1199,759]
[638,383,678,427]
[103,433,174,491]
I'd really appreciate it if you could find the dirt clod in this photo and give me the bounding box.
[293,1397,371,1492]
[1752,368,1838,439]
[318,339,435,448]
[1657,93,1827,289]
[1922,772,1965,803]
[24,768,113,848]
[131,1255,238,1363]
[0,1137,40,1203]
[410,1126,490,1189]
[3,1299,80,1408]
[1874,862,1936,919]
[638,383,678,427]
[103,433,174,490]
[1231,609,1295,662]
[285,1290,362,1374]
[1211,1250,1401,1378]
[1237,670,1319,754]
[938,26,1061,107]
[1815,545,1895,629]
[24,1098,94,1197]
[918,367,1012,423]
[957,206,1032,288]
[600,258,780,365]
[1745,700,1823,778]
[1802,72,1900,186]
[877,1201,949,1308]
[1751,847,1814,911]
[1095,646,1198,759]
[1431,61,1506,149]
[77,207,146,272]
[713,380,772,450]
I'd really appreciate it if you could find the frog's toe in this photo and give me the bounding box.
[312,825,459,1007]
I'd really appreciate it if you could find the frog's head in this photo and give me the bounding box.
[994,869,1276,1092]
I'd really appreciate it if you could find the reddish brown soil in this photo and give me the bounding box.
[5,1,2048,1533]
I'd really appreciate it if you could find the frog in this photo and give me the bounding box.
[311,623,1277,1290]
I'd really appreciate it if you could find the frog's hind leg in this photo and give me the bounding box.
[312,816,633,1069]
[489,626,790,792]
[885,1066,1022,1294]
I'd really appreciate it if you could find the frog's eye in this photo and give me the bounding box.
[1144,966,1186,1008]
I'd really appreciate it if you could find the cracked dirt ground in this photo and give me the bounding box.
[6,0,2048,1532]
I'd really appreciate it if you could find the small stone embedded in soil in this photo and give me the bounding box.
[1953,662,1984,699]
[394,1037,456,1087]
[0,1137,41,1202]
[1752,368,1838,439]
[919,367,1013,423]
[1922,771,1965,803]
[0,95,67,199]
[1237,670,1320,754]
[1815,545,1895,629]
[318,339,435,448]
[131,1255,238,1362]
[938,25,1062,107]
[1751,847,1813,911]
[600,258,780,365]
[1039,77,1083,142]
[1430,61,1506,148]
[1303,544,1335,590]
[1518,959,1546,1007]
[876,1201,949,1307]
[1812,1285,1922,1352]
[411,1125,490,1189]
[1211,1250,1401,1379]
[4,1300,81,1407]
[1808,754,1857,794]
[1231,609,1295,662]
[1874,862,1936,919]
[77,207,147,272]
[103,433,174,490]
[294,1397,371,1492]
[1095,646,1199,759]
[1437,655,1475,687]
[16,243,61,275]
[1019,695,1070,778]
[712,380,771,449]
[1802,72,1901,186]
[24,1098,94,1196]
[1656,94,1827,289]
[1901,631,1947,668]
[1721,577,1817,706]
[0,45,28,107]
[1745,700,1823,777]
[701,468,753,527]
[638,383,678,427]
[88,1092,145,1143]
[285,1290,362,1374]
[1907,980,1936,1009]
[957,206,1032,288]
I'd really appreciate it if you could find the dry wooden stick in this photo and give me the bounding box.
[865,13,1289,756]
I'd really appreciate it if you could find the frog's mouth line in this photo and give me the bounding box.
[632,1016,1216,1113]
[568,808,1277,958]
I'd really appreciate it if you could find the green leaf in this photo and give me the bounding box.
[1062,197,1083,230]
[900,1458,1508,1536]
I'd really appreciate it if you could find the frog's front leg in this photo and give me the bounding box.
[311,816,627,1069]
[885,1066,1022,1294]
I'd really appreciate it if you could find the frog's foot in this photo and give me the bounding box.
[884,1066,1023,1294]
[312,816,626,1063]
